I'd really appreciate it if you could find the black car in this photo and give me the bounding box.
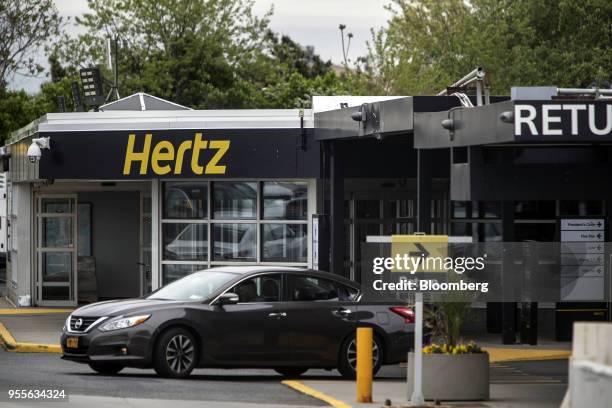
[61,266,414,379]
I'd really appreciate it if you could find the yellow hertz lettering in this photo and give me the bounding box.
[123,133,230,176]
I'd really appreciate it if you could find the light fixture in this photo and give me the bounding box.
[499,111,514,123]
[79,67,105,108]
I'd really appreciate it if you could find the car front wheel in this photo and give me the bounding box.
[88,362,124,375]
[153,328,197,378]
[338,334,382,379]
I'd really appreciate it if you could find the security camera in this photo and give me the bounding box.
[27,137,50,163]
[27,143,41,163]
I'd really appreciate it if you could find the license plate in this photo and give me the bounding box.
[66,337,79,348]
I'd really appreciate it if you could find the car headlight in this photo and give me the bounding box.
[99,315,151,332]
[64,315,71,331]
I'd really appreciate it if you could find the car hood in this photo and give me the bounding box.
[71,298,183,318]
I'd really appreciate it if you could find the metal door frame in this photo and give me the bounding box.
[139,191,152,295]
[34,194,78,306]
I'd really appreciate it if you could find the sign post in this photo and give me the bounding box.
[410,291,425,405]
[365,234,472,405]
[390,234,449,406]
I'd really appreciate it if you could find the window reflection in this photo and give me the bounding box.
[262,223,307,262]
[162,264,206,285]
[263,182,307,220]
[163,223,208,261]
[213,223,256,261]
[213,182,256,219]
[164,182,207,219]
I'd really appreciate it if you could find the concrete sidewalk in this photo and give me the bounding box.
[1,314,67,344]
[287,379,567,408]
[0,300,70,351]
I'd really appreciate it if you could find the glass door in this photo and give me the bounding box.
[35,195,77,306]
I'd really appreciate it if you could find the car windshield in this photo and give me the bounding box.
[147,271,237,301]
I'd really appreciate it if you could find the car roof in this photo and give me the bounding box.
[204,266,305,274]
[202,266,359,289]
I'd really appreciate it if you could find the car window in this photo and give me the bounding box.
[288,275,357,302]
[231,275,281,303]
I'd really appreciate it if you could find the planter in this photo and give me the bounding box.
[406,352,489,401]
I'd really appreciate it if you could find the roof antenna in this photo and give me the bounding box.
[105,36,120,102]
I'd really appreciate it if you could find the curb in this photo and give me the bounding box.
[483,347,571,363]
[0,308,74,315]
[282,380,352,408]
[0,322,62,353]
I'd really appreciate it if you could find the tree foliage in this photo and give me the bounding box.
[0,0,63,90]
[0,76,76,143]
[364,0,612,95]
[53,0,351,109]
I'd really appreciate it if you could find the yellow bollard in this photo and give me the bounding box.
[356,327,373,403]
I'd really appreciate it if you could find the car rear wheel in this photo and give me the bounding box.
[88,362,124,375]
[274,368,308,378]
[153,328,197,378]
[338,334,382,379]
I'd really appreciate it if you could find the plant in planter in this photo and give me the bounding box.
[407,278,490,401]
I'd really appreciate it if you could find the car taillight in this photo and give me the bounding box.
[390,307,415,324]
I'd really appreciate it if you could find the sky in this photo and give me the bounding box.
[8,0,391,94]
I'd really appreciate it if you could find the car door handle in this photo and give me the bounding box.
[268,312,287,318]
[333,308,352,316]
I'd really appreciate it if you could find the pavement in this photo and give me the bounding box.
[290,360,568,408]
[0,351,328,407]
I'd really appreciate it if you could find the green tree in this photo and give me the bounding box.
[0,72,77,143]
[266,31,333,79]
[0,0,63,90]
[365,0,612,95]
[53,0,363,109]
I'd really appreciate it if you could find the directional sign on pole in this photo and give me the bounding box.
[390,235,448,406]
[560,218,606,301]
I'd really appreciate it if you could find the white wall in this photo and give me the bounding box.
[7,182,32,305]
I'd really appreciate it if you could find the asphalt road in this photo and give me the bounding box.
[0,350,405,406]
[0,349,568,407]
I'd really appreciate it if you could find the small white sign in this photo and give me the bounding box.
[561,242,604,254]
[561,265,604,278]
[561,219,605,231]
[561,253,604,266]
[561,230,604,242]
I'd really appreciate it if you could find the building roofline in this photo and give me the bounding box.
[7,109,314,144]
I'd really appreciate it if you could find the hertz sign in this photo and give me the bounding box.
[123,133,230,176]
[37,128,319,180]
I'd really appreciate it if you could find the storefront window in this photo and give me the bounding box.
[261,223,307,262]
[163,223,208,261]
[262,182,307,220]
[452,201,468,218]
[212,223,256,261]
[356,200,380,219]
[213,182,257,219]
[162,264,206,285]
[514,201,556,219]
[559,200,604,216]
[164,182,207,219]
[161,180,310,284]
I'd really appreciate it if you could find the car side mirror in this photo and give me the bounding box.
[216,292,239,306]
